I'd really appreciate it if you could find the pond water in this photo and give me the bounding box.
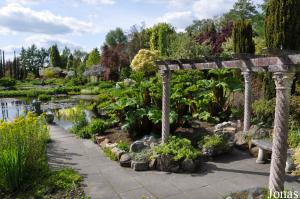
[0,97,95,130]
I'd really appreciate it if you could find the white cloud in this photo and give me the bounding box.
[75,0,115,5]
[157,11,195,31]
[0,3,94,35]
[192,0,236,19]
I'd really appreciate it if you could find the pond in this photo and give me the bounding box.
[0,97,95,130]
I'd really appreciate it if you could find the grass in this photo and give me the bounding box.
[103,147,118,161]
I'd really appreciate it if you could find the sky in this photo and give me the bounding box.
[0,0,263,59]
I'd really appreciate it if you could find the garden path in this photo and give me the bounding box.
[47,124,300,199]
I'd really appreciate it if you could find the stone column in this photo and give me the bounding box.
[161,69,171,144]
[242,71,252,134]
[269,72,295,192]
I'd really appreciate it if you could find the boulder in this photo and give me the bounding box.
[142,135,157,147]
[95,136,106,145]
[156,154,180,173]
[248,125,271,139]
[234,131,249,150]
[149,158,157,170]
[214,121,236,131]
[111,147,125,160]
[106,143,117,149]
[100,138,110,148]
[181,159,195,173]
[120,153,132,167]
[131,161,149,171]
[130,141,147,153]
[45,111,54,124]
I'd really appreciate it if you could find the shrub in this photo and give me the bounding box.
[130,149,153,162]
[40,67,62,78]
[252,99,275,126]
[199,134,231,153]
[130,49,159,73]
[38,94,51,101]
[70,111,88,138]
[117,140,130,152]
[293,146,300,176]
[0,77,16,87]
[78,119,110,138]
[155,136,201,161]
[47,168,82,191]
[0,113,49,192]
[103,147,118,161]
[288,130,300,149]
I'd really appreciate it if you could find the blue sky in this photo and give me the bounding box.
[0,0,263,59]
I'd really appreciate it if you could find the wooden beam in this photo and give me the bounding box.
[157,54,300,72]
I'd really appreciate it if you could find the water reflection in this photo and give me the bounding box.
[0,98,30,121]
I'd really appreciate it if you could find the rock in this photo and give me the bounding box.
[130,141,147,152]
[249,146,259,157]
[156,154,180,173]
[234,131,249,150]
[149,158,157,170]
[120,154,132,167]
[95,136,106,145]
[45,111,54,124]
[131,161,149,171]
[111,147,125,160]
[123,78,136,86]
[214,121,236,131]
[106,143,117,149]
[142,135,157,147]
[181,159,195,173]
[248,125,271,139]
[100,138,110,148]
[222,127,237,134]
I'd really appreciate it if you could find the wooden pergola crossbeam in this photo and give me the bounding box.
[157,53,300,192]
[157,54,300,72]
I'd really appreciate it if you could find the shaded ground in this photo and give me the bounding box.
[47,124,300,199]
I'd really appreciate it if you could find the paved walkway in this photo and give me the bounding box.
[47,124,300,199]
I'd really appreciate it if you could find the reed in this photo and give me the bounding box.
[0,112,49,193]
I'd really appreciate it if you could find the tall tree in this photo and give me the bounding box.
[61,46,71,69]
[49,44,61,67]
[105,28,127,48]
[86,48,101,68]
[127,24,147,60]
[150,23,175,56]
[66,54,74,70]
[233,20,255,54]
[225,0,258,21]
[265,0,300,50]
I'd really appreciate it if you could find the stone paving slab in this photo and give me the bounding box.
[47,124,300,199]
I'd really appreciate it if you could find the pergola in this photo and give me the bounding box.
[156,52,300,192]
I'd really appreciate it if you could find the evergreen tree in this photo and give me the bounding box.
[225,0,258,21]
[265,0,300,96]
[150,23,175,56]
[49,44,61,67]
[265,0,300,50]
[233,20,255,54]
[86,48,101,68]
[105,28,127,48]
[66,54,74,70]
[61,46,71,69]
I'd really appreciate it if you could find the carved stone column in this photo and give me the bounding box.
[269,72,295,192]
[161,69,171,144]
[242,71,252,134]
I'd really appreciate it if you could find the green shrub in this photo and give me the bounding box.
[0,113,49,192]
[70,111,88,138]
[0,77,16,87]
[117,140,130,152]
[200,134,230,152]
[130,149,153,162]
[155,136,201,161]
[78,119,110,138]
[288,130,300,149]
[103,147,118,161]
[47,168,82,190]
[252,99,275,126]
[38,94,51,101]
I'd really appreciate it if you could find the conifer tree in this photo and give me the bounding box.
[233,20,255,54]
